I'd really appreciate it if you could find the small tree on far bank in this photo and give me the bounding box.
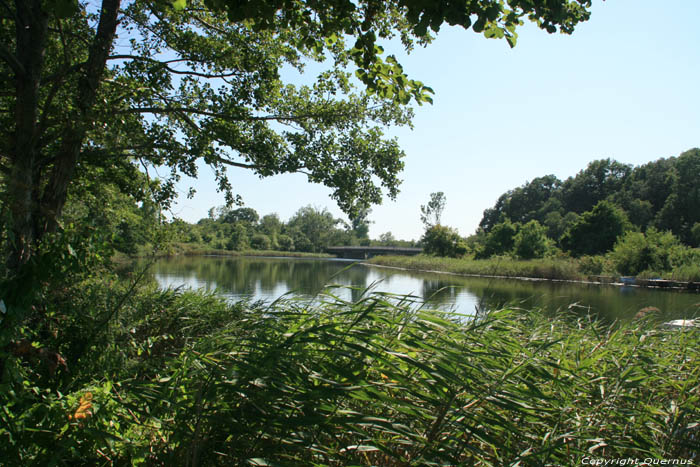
[610,228,683,276]
[422,225,468,258]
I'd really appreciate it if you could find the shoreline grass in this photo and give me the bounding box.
[368,254,700,286]
[113,242,332,262]
[368,254,586,281]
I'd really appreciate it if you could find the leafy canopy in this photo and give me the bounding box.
[1,0,593,272]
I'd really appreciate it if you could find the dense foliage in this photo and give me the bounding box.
[161,204,379,254]
[480,149,700,245]
[560,200,632,257]
[2,279,698,465]
[0,0,593,274]
[421,224,467,258]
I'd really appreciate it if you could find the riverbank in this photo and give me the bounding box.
[113,242,332,261]
[367,255,700,290]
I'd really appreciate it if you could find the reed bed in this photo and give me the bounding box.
[2,282,698,465]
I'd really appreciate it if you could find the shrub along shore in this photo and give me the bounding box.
[113,242,333,261]
[2,277,698,465]
[367,254,700,288]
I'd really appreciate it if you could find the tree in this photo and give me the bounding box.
[349,208,373,244]
[513,220,549,259]
[286,206,341,253]
[477,219,519,258]
[420,192,446,228]
[222,208,260,225]
[561,201,632,256]
[226,223,250,251]
[250,233,272,250]
[561,159,632,214]
[672,148,700,242]
[479,175,562,232]
[378,232,397,246]
[610,228,683,276]
[421,225,467,258]
[0,0,593,277]
[259,214,283,246]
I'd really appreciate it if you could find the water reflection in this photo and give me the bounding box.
[149,256,700,321]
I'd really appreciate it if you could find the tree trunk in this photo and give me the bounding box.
[6,0,48,269]
[5,0,121,270]
[39,0,122,237]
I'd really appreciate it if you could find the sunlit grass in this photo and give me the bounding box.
[2,281,698,465]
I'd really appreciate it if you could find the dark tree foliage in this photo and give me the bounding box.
[479,149,700,245]
[222,208,260,225]
[560,201,631,257]
[476,219,519,258]
[479,175,561,231]
[561,159,632,214]
[513,220,549,259]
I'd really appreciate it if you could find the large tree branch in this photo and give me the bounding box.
[107,54,241,79]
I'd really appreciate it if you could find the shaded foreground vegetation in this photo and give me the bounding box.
[2,277,698,465]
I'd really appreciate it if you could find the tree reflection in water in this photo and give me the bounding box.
[148,256,700,321]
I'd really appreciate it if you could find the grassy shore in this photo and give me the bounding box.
[3,277,698,465]
[114,242,333,261]
[368,254,700,283]
[368,254,586,281]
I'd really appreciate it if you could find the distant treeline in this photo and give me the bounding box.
[160,205,416,255]
[478,148,700,247]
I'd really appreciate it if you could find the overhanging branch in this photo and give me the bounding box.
[107,54,241,79]
[0,41,24,76]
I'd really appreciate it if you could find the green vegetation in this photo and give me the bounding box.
[370,255,584,281]
[151,204,382,255]
[560,200,632,257]
[3,278,698,465]
[480,150,700,246]
[409,150,700,283]
[4,0,699,464]
[421,225,468,258]
[370,249,700,283]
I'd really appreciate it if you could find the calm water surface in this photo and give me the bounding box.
[149,256,700,321]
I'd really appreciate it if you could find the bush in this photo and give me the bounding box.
[513,220,550,259]
[577,255,608,275]
[276,234,294,251]
[250,233,272,250]
[226,224,249,250]
[610,228,682,276]
[477,220,519,259]
[561,201,631,256]
[421,225,468,258]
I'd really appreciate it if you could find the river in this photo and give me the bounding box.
[148,255,700,321]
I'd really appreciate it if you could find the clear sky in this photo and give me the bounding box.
[169,0,700,241]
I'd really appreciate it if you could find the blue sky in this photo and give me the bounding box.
[170,0,700,241]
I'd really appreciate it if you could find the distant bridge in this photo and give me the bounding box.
[326,246,423,259]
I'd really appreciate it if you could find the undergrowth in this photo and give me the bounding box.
[1,278,698,465]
